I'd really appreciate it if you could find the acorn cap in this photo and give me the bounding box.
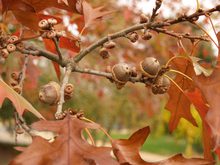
[8,35,19,44]
[38,19,49,29]
[140,13,148,23]
[140,57,160,78]
[7,44,16,52]
[112,63,131,83]
[99,47,109,59]
[128,32,139,43]
[64,83,74,94]
[0,49,9,58]
[104,41,116,49]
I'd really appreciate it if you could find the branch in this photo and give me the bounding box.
[55,64,73,119]
[52,37,63,60]
[151,27,209,41]
[74,6,220,63]
[20,6,219,66]
[74,67,112,78]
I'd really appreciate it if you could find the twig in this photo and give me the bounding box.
[18,55,29,95]
[150,0,162,22]
[55,64,73,119]
[74,67,112,78]
[52,37,63,60]
[151,27,209,41]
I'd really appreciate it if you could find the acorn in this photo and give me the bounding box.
[56,30,66,37]
[46,30,57,39]
[140,57,160,78]
[16,42,24,51]
[38,19,49,29]
[8,35,19,44]
[112,63,132,83]
[0,49,9,58]
[11,72,20,81]
[39,81,61,105]
[7,44,16,52]
[142,31,152,40]
[13,85,22,94]
[64,83,74,94]
[99,47,109,59]
[128,32,139,43]
[47,18,58,25]
[140,13,148,23]
[104,41,116,49]
[152,76,170,94]
[9,79,19,87]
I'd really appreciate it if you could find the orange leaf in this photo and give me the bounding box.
[82,1,113,29]
[0,79,44,119]
[165,58,197,132]
[185,88,213,160]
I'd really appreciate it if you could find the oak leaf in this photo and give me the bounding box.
[112,126,213,165]
[165,57,197,132]
[185,88,213,160]
[82,1,113,29]
[194,32,220,151]
[0,78,44,119]
[10,116,118,165]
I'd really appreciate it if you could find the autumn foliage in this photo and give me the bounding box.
[0,0,220,164]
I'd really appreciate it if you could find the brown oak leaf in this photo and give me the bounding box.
[165,57,197,132]
[10,116,118,165]
[112,126,213,165]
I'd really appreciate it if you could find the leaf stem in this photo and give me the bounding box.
[168,69,193,81]
[82,117,113,141]
[85,128,95,145]
[164,74,184,93]
[166,56,189,67]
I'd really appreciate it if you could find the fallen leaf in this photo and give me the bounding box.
[10,116,118,165]
[0,78,44,119]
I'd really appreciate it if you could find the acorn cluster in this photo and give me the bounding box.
[39,81,74,105]
[55,108,83,120]
[107,57,170,94]
[0,34,24,59]
[99,40,116,59]
[38,18,65,39]
[9,72,22,94]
